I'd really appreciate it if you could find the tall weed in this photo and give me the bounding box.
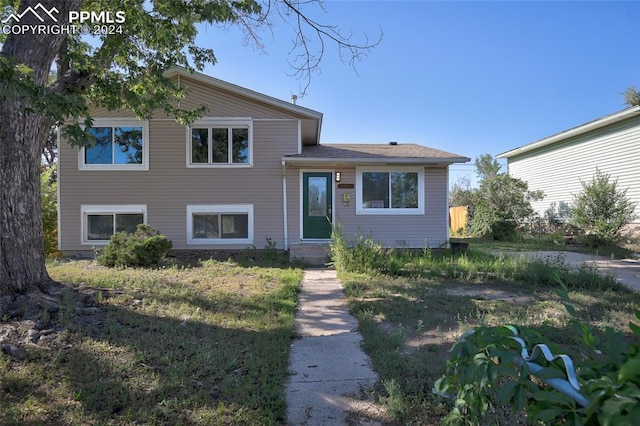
[330,227,390,274]
[331,228,626,292]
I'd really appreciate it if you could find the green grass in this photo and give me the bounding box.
[0,258,303,425]
[336,246,640,425]
[455,232,638,259]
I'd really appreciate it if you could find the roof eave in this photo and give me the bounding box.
[497,105,640,159]
[282,156,470,165]
[164,66,324,121]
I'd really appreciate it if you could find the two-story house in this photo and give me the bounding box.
[58,67,470,260]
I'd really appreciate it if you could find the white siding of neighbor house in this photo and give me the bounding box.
[507,116,640,223]
[59,117,300,253]
[286,165,449,248]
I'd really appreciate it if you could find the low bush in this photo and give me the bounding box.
[434,286,640,425]
[97,224,172,267]
[570,168,637,246]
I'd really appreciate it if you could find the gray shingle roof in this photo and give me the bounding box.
[284,143,469,164]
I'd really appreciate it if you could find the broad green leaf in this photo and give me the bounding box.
[532,390,566,403]
[563,302,578,317]
[534,407,566,422]
[534,367,567,380]
[554,285,569,300]
[496,380,518,405]
[618,358,640,382]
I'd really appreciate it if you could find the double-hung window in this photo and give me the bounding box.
[356,166,424,214]
[79,118,149,170]
[188,119,252,167]
[187,205,254,244]
[81,205,147,244]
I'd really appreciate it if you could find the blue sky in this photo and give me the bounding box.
[196,1,640,187]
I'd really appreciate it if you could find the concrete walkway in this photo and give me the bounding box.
[286,269,383,425]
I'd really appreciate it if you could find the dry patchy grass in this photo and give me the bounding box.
[0,258,302,425]
[341,273,640,425]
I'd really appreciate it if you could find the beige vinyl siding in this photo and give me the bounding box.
[59,119,299,252]
[90,76,309,120]
[286,165,449,248]
[508,117,640,223]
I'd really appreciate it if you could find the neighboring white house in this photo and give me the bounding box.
[497,106,640,224]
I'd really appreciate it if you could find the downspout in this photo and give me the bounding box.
[282,160,289,251]
[445,165,450,248]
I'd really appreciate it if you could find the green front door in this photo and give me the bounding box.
[302,172,332,239]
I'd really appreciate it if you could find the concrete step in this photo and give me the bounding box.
[289,243,331,265]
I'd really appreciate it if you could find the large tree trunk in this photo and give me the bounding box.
[0,0,79,297]
[0,101,53,295]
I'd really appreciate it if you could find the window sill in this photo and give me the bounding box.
[356,208,425,215]
[186,163,252,169]
[80,164,149,171]
[187,239,253,245]
[82,240,109,245]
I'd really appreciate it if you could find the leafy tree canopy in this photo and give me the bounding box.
[475,153,502,180]
[0,0,379,295]
[469,154,544,240]
[0,0,380,146]
[623,85,640,107]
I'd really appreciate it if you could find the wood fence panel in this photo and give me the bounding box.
[449,206,468,235]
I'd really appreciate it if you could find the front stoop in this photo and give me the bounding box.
[289,243,331,265]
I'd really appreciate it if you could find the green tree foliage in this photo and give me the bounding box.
[570,168,637,246]
[449,176,475,208]
[97,224,172,267]
[435,286,640,425]
[475,153,501,180]
[0,0,379,294]
[470,154,544,240]
[40,164,58,257]
[624,86,640,107]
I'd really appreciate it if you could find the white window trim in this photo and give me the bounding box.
[81,204,147,245]
[186,117,253,168]
[78,118,150,171]
[356,166,425,215]
[186,204,254,245]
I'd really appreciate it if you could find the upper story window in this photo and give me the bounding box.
[187,118,253,167]
[356,166,424,215]
[79,118,149,171]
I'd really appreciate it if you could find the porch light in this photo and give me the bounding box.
[335,172,341,182]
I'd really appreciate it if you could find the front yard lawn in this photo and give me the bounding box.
[1,258,302,425]
[339,250,640,425]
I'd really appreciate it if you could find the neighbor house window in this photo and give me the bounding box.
[187,205,254,244]
[187,119,252,167]
[81,205,147,244]
[356,167,424,214]
[79,119,149,170]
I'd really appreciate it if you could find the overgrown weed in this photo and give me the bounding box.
[333,229,639,424]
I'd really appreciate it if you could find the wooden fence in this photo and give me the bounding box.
[449,206,468,236]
